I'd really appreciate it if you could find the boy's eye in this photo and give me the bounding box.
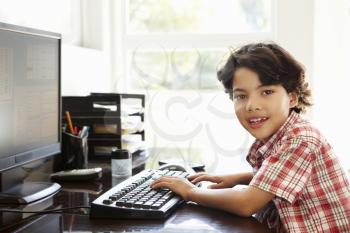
[233,94,246,100]
[262,90,274,96]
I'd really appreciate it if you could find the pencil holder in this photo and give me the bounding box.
[60,132,88,170]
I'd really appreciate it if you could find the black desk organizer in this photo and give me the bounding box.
[62,93,147,170]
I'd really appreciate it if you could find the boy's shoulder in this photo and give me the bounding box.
[281,117,324,148]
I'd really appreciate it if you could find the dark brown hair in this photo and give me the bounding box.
[217,42,312,113]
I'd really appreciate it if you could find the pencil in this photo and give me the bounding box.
[65,111,75,134]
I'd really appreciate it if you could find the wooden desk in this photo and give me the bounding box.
[0,168,271,233]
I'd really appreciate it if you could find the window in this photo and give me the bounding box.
[128,0,271,34]
[119,0,274,90]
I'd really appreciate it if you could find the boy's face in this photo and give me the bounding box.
[232,67,297,141]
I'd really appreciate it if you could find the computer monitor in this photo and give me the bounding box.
[0,22,61,204]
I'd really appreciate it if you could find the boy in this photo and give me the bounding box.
[151,42,350,232]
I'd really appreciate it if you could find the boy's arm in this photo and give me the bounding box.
[189,172,254,188]
[235,172,254,185]
[187,185,274,217]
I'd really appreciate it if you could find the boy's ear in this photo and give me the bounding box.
[288,92,298,108]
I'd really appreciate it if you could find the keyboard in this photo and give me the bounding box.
[90,168,190,219]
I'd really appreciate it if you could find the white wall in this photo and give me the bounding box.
[275,0,314,83]
[313,0,349,169]
[0,0,82,45]
[61,45,111,96]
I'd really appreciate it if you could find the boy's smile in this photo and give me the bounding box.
[247,117,268,129]
[232,67,297,141]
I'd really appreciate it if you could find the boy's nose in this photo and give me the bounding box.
[247,106,261,112]
[245,99,261,112]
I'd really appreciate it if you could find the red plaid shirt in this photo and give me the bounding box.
[247,111,350,233]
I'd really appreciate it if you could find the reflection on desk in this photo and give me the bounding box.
[0,167,271,233]
[0,194,58,227]
[61,203,270,233]
[5,214,63,233]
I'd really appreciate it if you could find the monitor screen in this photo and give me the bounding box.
[0,22,61,172]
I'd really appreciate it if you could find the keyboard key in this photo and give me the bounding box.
[141,203,152,209]
[103,199,113,205]
[133,201,144,208]
[151,203,162,209]
[109,196,118,201]
[124,201,134,207]
[115,201,125,206]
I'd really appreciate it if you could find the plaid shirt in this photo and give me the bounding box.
[247,111,350,233]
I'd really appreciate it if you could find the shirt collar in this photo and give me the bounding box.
[252,111,301,160]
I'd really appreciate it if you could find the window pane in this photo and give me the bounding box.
[128,0,271,34]
[129,48,227,90]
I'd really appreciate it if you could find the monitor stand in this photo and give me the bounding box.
[0,182,61,204]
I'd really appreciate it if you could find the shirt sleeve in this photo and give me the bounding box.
[249,137,315,204]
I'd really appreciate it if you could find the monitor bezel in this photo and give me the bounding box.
[0,22,61,172]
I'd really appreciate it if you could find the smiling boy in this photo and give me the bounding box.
[151,43,350,232]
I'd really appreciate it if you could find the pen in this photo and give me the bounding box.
[65,111,75,134]
[78,126,90,138]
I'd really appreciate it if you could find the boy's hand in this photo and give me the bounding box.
[188,173,246,189]
[150,176,197,201]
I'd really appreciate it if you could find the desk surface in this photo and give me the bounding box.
[1,168,271,233]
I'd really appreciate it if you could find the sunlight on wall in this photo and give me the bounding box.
[61,45,111,96]
[313,0,350,173]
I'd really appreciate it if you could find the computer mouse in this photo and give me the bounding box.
[158,163,187,172]
[158,160,205,172]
